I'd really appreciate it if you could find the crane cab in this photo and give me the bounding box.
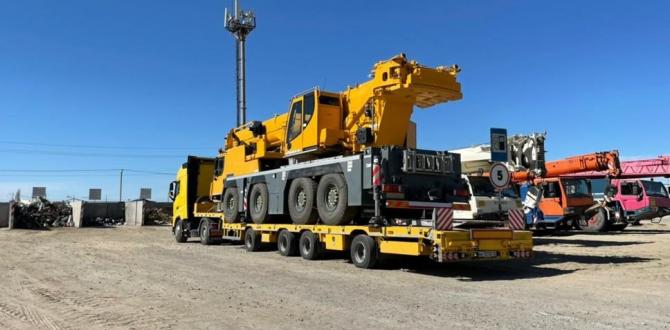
[284,89,343,159]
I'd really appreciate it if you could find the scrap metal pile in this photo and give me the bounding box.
[144,207,170,225]
[13,197,73,229]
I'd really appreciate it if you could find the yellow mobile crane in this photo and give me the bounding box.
[170,54,532,268]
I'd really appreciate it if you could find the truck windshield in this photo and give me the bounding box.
[642,181,669,198]
[468,176,495,196]
[562,179,591,197]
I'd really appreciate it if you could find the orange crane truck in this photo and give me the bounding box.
[517,151,626,231]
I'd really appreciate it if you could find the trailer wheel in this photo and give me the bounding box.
[250,183,270,224]
[174,219,187,243]
[581,209,608,232]
[199,218,217,245]
[277,230,298,256]
[244,228,262,252]
[288,178,318,225]
[222,188,240,223]
[317,174,356,225]
[299,231,322,260]
[350,235,378,269]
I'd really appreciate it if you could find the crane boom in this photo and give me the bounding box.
[512,151,621,182]
[562,155,670,179]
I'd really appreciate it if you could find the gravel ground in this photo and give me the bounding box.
[1,220,669,329]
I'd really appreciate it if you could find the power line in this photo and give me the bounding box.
[0,168,175,176]
[0,148,184,159]
[0,140,212,151]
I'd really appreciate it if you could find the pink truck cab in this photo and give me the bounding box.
[609,179,670,221]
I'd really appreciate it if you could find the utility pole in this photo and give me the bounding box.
[224,0,256,127]
[119,169,124,202]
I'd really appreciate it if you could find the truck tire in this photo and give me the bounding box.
[288,178,318,225]
[299,231,322,260]
[581,209,608,232]
[350,234,378,269]
[317,174,356,225]
[222,188,240,223]
[244,228,262,252]
[277,230,298,256]
[199,218,217,245]
[174,219,187,243]
[249,183,270,224]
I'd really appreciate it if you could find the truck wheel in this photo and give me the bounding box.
[317,174,355,225]
[299,231,322,260]
[350,234,378,269]
[222,188,240,223]
[244,228,262,252]
[199,218,217,245]
[288,178,318,224]
[277,230,298,256]
[174,219,187,243]
[250,183,270,224]
[581,209,608,232]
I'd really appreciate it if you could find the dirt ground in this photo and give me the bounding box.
[1,220,669,330]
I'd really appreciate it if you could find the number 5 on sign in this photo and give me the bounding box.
[489,162,510,190]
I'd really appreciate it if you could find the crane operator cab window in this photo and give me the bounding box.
[286,92,315,148]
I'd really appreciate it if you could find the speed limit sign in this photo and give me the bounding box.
[489,162,510,190]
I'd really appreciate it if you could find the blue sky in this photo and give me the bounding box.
[1,0,669,201]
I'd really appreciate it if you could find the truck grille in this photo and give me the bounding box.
[402,150,455,174]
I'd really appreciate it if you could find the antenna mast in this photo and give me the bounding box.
[224,0,256,127]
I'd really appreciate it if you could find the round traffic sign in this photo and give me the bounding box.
[489,162,510,190]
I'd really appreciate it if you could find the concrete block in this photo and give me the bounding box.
[71,200,84,228]
[125,200,145,226]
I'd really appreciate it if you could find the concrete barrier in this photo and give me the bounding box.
[0,203,8,228]
[125,201,172,226]
[71,201,125,227]
[125,201,144,226]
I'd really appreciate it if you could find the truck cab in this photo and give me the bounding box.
[454,175,521,225]
[609,179,670,221]
[534,177,595,227]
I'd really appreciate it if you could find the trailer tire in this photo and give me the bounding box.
[174,219,187,243]
[288,178,319,225]
[581,209,608,232]
[299,231,322,260]
[277,230,298,256]
[222,188,240,223]
[244,228,262,252]
[317,174,355,225]
[250,183,270,224]
[350,235,378,269]
[199,218,217,245]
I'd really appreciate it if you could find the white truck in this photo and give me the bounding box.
[452,133,546,226]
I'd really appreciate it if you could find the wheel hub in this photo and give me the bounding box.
[297,189,307,210]
[254,193,264,212]
[326,185,339,210]
[355,244,366,263]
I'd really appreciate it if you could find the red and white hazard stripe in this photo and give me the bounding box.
[372,163,383,186]
[434,207,454,231]
[243,188,248,211]
[508,208,525,230]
